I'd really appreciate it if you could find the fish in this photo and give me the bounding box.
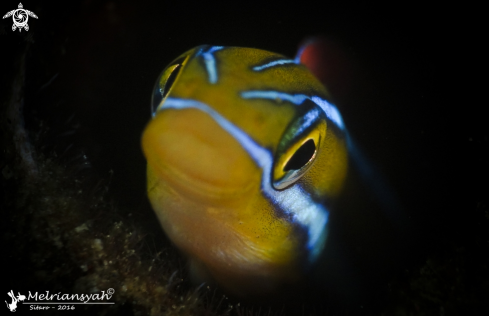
[141,43,350,296]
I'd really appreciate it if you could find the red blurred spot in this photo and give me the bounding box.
[297,37,354,102]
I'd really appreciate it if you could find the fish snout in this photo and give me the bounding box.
[142,107,260,202]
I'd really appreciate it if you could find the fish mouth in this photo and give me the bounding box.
[142,107,261,203]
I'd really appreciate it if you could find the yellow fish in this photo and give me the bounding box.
[141,45,348,296]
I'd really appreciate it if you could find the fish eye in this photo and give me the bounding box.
[273,106,325,190]
[151,55,187,114]
[283,139,316,171]
[273,132,320,190]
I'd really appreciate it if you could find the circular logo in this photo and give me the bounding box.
[13,10,28,28]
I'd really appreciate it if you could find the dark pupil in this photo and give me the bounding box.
[284,139,316,171]
[162,64,181,98]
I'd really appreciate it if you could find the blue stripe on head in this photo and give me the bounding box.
[294,107,322,136]
[241,90,308,104]
[199,46,224,84]
[310,96,344,131]
[252,59,297,71]
[240,90,345,131]
[158,97,329,263]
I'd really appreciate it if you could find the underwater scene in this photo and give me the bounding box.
[2,1,486,315]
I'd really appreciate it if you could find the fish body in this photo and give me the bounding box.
[142,45,348,295]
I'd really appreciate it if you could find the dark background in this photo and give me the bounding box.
[2,1,486,315]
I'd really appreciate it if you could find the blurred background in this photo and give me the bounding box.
[2,1,486,315]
